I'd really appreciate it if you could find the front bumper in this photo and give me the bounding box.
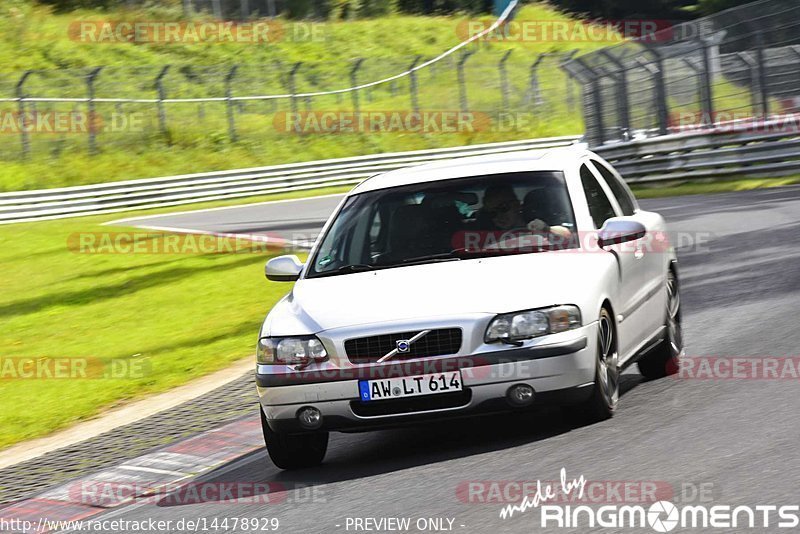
[257,322,598,433]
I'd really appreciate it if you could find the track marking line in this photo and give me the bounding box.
[105,193,345,226]
[119,223,316,250]
[116,465,188,477]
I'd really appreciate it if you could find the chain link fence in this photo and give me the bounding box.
[0,45,581,161]
[562,0,800,146]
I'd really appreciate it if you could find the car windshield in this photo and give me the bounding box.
[306,171,578,278]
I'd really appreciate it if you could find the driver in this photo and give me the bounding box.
[480,184,573,241]
[480,184,525,231]
[522,188,573,241]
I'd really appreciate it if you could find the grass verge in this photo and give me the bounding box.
[0,189,332,449]
[630,176,800,198]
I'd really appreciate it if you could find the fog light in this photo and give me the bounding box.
[506,384,535,407]
[297,406,323,430]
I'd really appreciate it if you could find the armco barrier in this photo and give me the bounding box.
[5,127,796,224]
[0,136,580,224]
[596,126,800,183]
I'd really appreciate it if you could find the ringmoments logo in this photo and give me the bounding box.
[500,469,800,531]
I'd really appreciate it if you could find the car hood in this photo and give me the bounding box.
[264,251,613,335]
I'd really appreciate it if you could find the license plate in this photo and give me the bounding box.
[358,371,462,402]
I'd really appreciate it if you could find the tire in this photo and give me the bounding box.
[638,268,683,380]
[260,408,329,470]
[565,307,619,423]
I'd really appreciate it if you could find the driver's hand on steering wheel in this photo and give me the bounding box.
[527,218,549,233]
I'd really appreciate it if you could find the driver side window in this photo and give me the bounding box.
[580,164,617,229]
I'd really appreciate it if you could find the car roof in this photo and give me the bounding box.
[349,145,594,194]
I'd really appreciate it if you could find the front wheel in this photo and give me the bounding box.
[638,269,682,380]
[260,408,329,470]
[565,307,618,423]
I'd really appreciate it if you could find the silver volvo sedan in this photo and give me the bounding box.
[256,147,683,469]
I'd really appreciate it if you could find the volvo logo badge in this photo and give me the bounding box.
[395,339,411,353]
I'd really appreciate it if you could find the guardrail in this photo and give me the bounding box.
[595,125,800,183]
[0,136,580,224]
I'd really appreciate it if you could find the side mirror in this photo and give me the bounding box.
[265,255,304,282]
[598,218,646,248]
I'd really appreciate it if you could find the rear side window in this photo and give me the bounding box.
[580,164,617,229]
[591,160,636,216]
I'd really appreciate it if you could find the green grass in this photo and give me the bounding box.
[0,2,615,191]
[630,176,800,198]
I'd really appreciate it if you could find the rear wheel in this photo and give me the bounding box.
[566,307,618,423]
[260,408,329,470]
[638,269,682,380]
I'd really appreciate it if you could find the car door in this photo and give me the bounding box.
[578,161,646,362]
[589,158,667,339]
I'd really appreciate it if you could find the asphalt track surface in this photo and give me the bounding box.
[97,186,800,533]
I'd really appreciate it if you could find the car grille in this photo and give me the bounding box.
[344,328,463,364]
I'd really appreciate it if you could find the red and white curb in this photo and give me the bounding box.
[0,417,264,532]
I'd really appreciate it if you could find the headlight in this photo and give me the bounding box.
[256,336,328,365]
[485,305,581,344]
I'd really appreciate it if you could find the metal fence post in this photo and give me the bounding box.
[563,50,578,113]
[15,71,33,160]
[590,77,605,145]
[86,67,102,155]
[350,58,364,118]
[288,62,302,117]
[733,52,759,116]
[529,54,545,108]
[211,0,222,19]
[637,49,669,135]
[155,66,170,139]
[600,51,631,141]
[408,55,422,115]
[225,65,239,142]
[789,46,800,114]
[649,49,669,136]
[681,58,707,126]
[753,32,769,118]
[697,39,715,126]
[574,57,604,145]
[456,50,475,114]
[499,49,513,111]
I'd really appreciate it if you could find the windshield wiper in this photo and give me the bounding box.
[402,254,461,264]
[335,264,375,273]
[400,248,469,265]
[313,264,376,278]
